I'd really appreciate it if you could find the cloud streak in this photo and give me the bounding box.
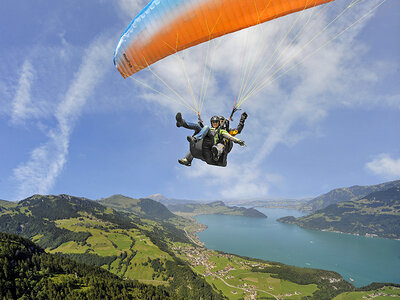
[12,36,113,200]
[182,160,283,199]
[366,154,400,180]
[116,0,149,22]
[11,60,38,124]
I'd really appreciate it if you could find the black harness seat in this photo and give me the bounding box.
[189,135,233,167]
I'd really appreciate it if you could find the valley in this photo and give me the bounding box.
[1,193,399,299]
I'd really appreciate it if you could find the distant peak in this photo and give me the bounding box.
[208,201,225,206]
[109,194,132,199]
[146,194,168,201]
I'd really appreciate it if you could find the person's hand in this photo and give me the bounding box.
[241,112,248,120]
[237,140,246,147]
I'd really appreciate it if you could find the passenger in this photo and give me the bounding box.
[178,115,245,166]
[219,112,248,136]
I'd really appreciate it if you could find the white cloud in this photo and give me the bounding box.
[182,158,283,199]
[6,43,79,124]
[116,0,149,21]
[12,36,113,200]
[366,154,400,180]
[10,60,41,124]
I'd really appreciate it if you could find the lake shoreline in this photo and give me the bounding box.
[194,209,400,241]
[277,214,400,241]
[193,209,400,287]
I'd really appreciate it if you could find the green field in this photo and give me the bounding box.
[47,216,172,284]
[206,258,318,299]
[174,244,319,299]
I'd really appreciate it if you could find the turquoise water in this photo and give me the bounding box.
[195,208,400,288]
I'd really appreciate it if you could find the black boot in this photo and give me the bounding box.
[176,112,186,127]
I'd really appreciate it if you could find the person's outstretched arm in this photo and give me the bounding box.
[221,130,245,146]
[229,112,247,135]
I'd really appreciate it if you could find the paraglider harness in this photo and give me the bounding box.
[189,107,239,167]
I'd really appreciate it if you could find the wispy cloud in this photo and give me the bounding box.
[10,60,41,124]
[12,36,113,200]
[6,45,75,124]
[366,154,400,180]
[116,0,149,21]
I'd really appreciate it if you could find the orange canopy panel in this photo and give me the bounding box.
[114,0,334,78]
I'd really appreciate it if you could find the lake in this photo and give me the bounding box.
[195,208,400,288]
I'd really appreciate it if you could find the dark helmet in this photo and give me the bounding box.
[210,116,220,124]
[219,116,228,129]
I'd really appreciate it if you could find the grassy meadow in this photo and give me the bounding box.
[46,216,172,285]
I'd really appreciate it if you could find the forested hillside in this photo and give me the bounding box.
[0,232,175,299]
[0,194,224,300]
[279,187,400,239]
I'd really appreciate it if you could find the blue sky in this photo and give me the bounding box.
[0,0,399,201]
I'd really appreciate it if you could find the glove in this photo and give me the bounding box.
[241,112,248,120]
[237,140,246,147]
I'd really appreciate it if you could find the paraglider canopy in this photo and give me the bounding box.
[114,0,334,79]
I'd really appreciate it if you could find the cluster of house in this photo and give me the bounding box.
[173,245,311,299]
[236,282,259,299]
[173,245,214,269]
[213,265,235,277]
[362,290,399,299]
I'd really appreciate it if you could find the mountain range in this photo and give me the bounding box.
[166,200,267,218]
[301,180,400,212]
[1,185,400,298]
[279,186,400,239]
[146,193,199,205]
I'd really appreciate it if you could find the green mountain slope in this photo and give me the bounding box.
[99,194,176,221]
[302,180,400,212]
[279,187,400,239]
[167,200,267,218]
[0,199,17,211]
[0,194,139,249]
[0,194,224,300]
[146,193,198,205]
[0,232,175,300]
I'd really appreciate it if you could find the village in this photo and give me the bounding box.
[173,244,305,300]
[361,289,400,299]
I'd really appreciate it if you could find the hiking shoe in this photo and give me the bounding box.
[211,145,219,161]
[178,158,191,166]
[187,136,197,143]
